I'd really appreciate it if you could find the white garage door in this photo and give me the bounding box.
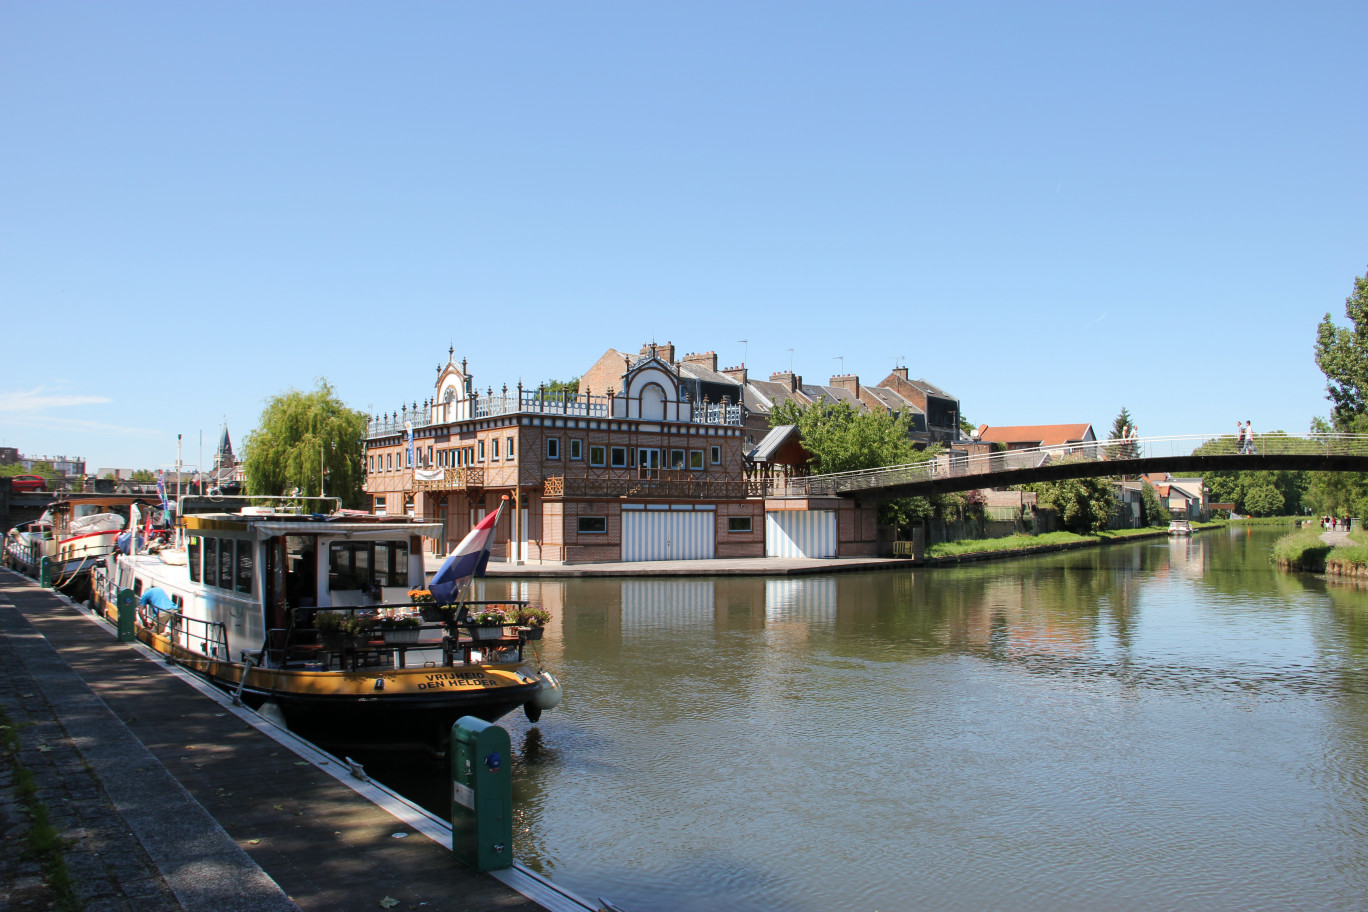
[622,509,715,561]
[766,511,837,559]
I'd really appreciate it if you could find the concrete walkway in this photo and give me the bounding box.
[0,570,579,912]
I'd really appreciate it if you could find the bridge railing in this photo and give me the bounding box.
[765,433,1368,497]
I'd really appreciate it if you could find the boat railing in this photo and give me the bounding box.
[271,600,535,671]
[140,604,231,661]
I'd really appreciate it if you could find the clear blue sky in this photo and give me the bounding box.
[3,2,1365,472]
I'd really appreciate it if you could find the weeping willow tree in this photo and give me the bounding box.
[242,379,368,509]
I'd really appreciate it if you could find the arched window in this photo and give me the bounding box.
[640,383,666,421]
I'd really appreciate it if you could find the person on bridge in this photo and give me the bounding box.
[1237,421,1246,453]
[1243,421,1256,454]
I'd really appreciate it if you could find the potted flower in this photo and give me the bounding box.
[380,614,423,644]
[408,589,448,622]
[315,611,346,649]
[341,613,377,647]
[509,605,551,640]
[466,607,508,640]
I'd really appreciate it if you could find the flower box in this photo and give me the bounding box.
[383,628,421,645]
[469,626,506,641]
[518,626,544,641]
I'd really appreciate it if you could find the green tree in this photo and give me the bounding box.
[1195,431,1308,515]
[1109,406,1134,441]
[768,399,919,473]
[1244,483,1286,517]
[130,469,156,483]
[1026,475,1117,534]
[242,379,368,508]
[540,377,580,396]
[769,399,934,533]
[1305,415,1368,518]
[1107,406,1137,461]
[1140,483,1169,526]
[1314,265,1368,425]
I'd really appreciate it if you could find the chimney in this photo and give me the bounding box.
[721,364,748,384]
[830,374,860,396]
[770,371,801,392]
[641,341,676,363]
[683,350,718,371]
[891,366,909,381]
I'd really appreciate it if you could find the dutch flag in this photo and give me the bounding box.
[428,496,507,606]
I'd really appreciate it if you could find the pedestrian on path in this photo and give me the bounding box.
[1242,420,1256,454]
[1237,421,1246,454]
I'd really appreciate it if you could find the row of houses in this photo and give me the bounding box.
[362,343,1206,565]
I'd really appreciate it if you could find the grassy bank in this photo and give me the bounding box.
[924,523,1220,560]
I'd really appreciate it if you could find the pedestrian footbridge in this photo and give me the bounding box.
[767,434,1368,501]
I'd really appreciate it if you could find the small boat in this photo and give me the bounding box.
[89,498,561,748]
[49,495,161,601]
[3,512,55,575]
[1168,519,1193,536]
[5,494,159,599]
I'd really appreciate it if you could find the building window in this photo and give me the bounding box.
[590,445,606,466]
[386,453,392,471]
[491,438,500,460]
[578,516,607,534]
[507,437,515,461]
[711,445,721,465]
[374,495,387,515]
[426,445,433,466]
[478,440,485,461]
[548,438,561,460]
[689,450,705,470]
[611,446,627,467]
[670,449,686,470]
[570,439,582,460]
[405,493,414,517]
[728,517,752,532]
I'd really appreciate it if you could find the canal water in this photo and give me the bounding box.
[364,527,1368,911]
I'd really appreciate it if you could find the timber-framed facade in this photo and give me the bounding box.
[363,345,795,563]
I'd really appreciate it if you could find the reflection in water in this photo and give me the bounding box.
[363,531,1368,912]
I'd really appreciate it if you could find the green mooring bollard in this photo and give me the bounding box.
[38,557,51,588]
[450,716,513,871]
[116,589,136,642]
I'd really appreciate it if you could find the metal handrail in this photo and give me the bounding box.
[767,433,1368,497]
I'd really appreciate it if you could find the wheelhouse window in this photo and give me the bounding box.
[589,445,606,467]
[218,540,234,591]
[203,537,218,587]
[235,541,253,594]
[188,536,201,583]
[611,446,627,468]
[329,541,409,590]
[577,516,607,534]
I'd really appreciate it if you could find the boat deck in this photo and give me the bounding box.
[0,570,581,912]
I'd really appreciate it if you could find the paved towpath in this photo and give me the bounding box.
[0,570,579,912]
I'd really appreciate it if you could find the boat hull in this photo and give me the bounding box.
[90,587,545,747]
